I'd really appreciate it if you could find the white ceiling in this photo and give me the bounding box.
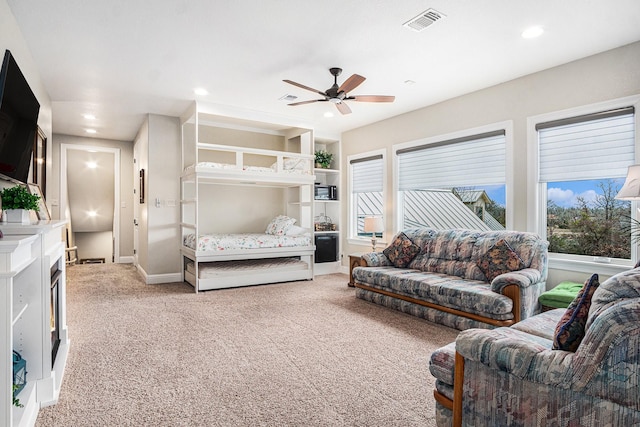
[7,0,640,142]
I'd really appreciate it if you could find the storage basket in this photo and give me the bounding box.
[314,214,336,232]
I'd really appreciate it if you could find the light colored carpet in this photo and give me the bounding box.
[36,264,458,426]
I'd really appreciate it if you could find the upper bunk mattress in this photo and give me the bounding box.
[184,161,311,175]
[183,233,312,252]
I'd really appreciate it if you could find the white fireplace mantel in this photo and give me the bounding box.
[0,220,69,426]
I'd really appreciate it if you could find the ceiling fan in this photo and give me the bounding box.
[283,67,395,115]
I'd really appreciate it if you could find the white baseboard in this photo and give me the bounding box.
[118,256,134,264]
[135,265,182,284]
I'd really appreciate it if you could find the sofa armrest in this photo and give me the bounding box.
[361,251,393,267]
[490,268,542,292]
[455,328,560,380]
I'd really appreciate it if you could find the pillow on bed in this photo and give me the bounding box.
[285,225,309,236]
[270,158,309,171]
[265,215,297,235]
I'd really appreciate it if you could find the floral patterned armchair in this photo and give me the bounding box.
[429,267,640,426]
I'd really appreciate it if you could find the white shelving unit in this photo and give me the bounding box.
[0,220,68,427]
[179,102,316,289]
[314,138,341,275]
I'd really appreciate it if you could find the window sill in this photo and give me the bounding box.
[548,254,632,276]
[348,238,387,250]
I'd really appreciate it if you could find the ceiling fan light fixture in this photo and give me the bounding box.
[283,67,394,115]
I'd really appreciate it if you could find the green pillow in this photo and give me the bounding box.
[539,281,584,308]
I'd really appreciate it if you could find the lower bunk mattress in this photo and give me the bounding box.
[185,257,311,291]
[183,233,311,252]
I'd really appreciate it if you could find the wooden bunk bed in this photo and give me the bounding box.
[180,104,316,292]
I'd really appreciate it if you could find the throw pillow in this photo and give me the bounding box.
[476,239,525,282]
[285,225,308,236]
[265,215,296,236]
[553,273,600,352]
[383,232,420,268]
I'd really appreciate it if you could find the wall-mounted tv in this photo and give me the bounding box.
[0,49,40,184]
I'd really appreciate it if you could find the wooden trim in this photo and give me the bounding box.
[354,282,517,327]
[434,390,453,410]
[501,284,520,321]
[348,254,367,287]
[453,352,465,427]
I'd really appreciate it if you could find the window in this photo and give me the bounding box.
[349,152,384,241]
[396,129,508,231]
[536,106,636,260]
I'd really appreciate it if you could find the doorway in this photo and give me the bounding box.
[60,144,121,263]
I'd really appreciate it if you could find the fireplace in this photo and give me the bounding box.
[50,263,62,367]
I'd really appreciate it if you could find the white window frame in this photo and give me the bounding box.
[392,121,514,232]
[347,149,386,247]
[526,95,640,275]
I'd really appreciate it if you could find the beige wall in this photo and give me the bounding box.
[147,114,181,276]
[0,0,52,192]
[133,119,149,273]
[341,41,640,285]
[134,114,181,280]
[75,231,113,263]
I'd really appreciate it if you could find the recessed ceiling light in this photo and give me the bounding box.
[324,111,334,118]
[194,87,209,96]
[83,114,96,120]
[522,26,544,39]
[85,129,97,134]
[86,161,97,169]
[87,210,97,217]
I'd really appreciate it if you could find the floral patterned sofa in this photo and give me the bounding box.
[429,268,640,426]
[351,228,549,330]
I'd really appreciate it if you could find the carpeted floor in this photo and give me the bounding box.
[35,264,458,426]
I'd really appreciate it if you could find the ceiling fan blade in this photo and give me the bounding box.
[287,99,326,106]
[283,79,326,96]
[335,102,352,115]
[350,95,395,103]
[338,74,366,94]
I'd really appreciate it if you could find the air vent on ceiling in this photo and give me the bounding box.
[403,8,446,32]
[279,94,298,102]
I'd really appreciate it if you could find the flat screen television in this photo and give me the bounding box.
[0,49,40,184]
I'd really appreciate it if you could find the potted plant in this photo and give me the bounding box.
[314,150,334,169]
[1,185,40,224]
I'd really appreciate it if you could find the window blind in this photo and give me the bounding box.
[538,108,635,182]
[351,155,383,193]
[397,131,505,191]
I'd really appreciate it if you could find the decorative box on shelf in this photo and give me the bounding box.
[314,214,336,231]
[315,222,337,232]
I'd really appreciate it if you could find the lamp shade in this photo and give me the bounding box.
[615,165,640,200]
[364,216,384,233]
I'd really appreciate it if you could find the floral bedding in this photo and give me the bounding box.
[184,160,311,175]
[183,233,312,252]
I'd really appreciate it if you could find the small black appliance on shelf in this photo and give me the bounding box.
[314,184,337,200]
